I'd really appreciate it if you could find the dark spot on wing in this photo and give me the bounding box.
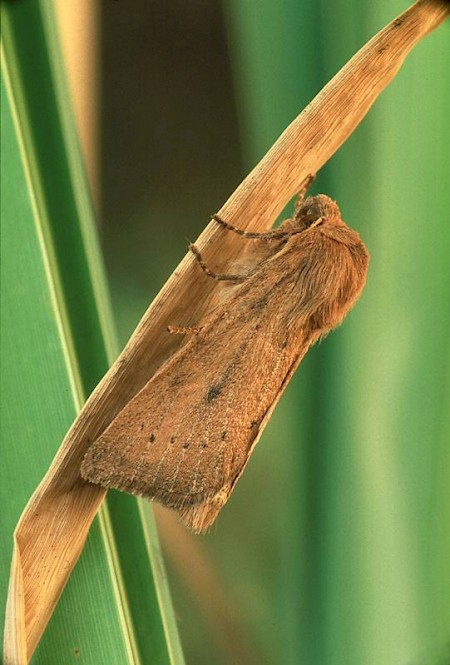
[205,338,251,404]
[170,436,175,444]
[221,431,227,441]
[206,384,222,402]
[251,294,269,311]
[182,442,190,449]
[140,423,144,430]
[201,442,208,449]
[250,420,258,429]
[149,433,156,443]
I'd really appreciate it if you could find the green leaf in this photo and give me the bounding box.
[1,2,184,663]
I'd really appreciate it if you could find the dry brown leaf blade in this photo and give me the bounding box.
[4,1,449,662]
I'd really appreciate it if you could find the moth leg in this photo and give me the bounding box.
[167,324,201,335]
[211,215,288,240]
[189,243,254,283]
[294,173,316,213]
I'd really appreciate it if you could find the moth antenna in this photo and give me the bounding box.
[293,173,317,215]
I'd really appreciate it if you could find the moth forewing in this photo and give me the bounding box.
[81,195,368,532]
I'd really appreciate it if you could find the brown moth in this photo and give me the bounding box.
[81,187,369,533]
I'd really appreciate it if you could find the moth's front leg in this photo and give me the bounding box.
[189,243,255,283]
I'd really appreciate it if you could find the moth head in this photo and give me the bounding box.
[295,194,342,230]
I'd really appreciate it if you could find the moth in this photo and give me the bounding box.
[81,185,369,532]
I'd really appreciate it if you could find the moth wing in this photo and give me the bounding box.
[81,286,307,532]
[81,227,363,532]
